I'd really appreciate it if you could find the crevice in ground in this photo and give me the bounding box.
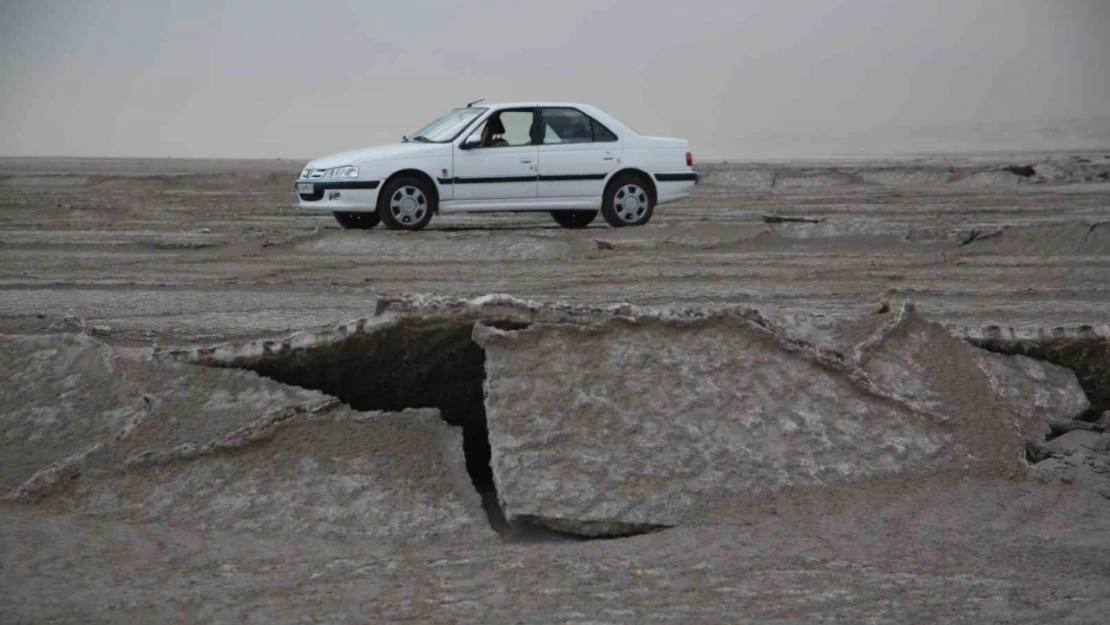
[957,228,1003,247]
[968,334,1109,414]
[244,320,496,475]
[239,318,497,490]
[200,317,615,540]
[1004,165,1036,178]
[970,333,1107,472]
[1073,222,1101,254]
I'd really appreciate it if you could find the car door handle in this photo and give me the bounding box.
[520,159,533,164]
[602,156,616,161]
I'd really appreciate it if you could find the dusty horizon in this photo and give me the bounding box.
[2,0,1108,160]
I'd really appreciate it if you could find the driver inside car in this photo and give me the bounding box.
[479,115,509,147]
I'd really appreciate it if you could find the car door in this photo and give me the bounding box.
[451,108,538,201]
[536,107,621,198]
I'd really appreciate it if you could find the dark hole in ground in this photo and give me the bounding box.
[243,318,502,493]
[969,335,1110,414]
[224,317,584,539]
[198,317,674,541]
[1004,165,1036,178]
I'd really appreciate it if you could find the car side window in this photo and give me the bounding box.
[465,109,536,148]
[592,119,618,142]
[496,111,534,147]
[540,108,618,145]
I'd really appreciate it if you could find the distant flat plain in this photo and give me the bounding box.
[1,151,1107,345]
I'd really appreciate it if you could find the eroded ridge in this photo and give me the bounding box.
[152,296,1099,537]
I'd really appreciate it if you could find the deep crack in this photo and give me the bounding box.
[1073,222,1101,254]
[199,317,599,540]
[239,318,498,493]
[968,334,1110,412]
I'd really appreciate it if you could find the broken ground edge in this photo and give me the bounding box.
[157,296,1103,537]
[1,333,494,543]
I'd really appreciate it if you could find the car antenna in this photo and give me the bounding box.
[466,98,485,107]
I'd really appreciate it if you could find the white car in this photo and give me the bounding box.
[295,101,697,230]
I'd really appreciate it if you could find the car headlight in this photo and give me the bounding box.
[324,165,359,179]
[301,168,312,179]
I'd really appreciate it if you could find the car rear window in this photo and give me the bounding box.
[541,108,618,144]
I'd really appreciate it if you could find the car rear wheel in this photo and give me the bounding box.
[379,177,435,231]
[332,211,380,230]
[550,210,597,229]
[601,173,654,228]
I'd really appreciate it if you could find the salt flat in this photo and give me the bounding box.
[2,153,1109,624]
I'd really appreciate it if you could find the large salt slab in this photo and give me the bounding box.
[54,409,492,542]
[0,334,146,495]
[970,349,1090,436]
[476,308,1028,536]
[2,333,491,542]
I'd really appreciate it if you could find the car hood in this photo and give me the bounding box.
[307,142,449,168]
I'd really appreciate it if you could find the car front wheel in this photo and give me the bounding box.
[379,177,435,231]
[601,174,654,228]
[332,211,381,230]
[550,210,597,229]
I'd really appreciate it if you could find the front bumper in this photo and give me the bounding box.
[295,179,382,212]
[295,179,381,201]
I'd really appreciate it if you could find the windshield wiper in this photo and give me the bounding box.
[410,135,433,143]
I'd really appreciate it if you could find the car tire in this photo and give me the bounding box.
[601,173,654,228]
[332,211,381,230]
[378,177,435,231]
[550,210,597,229]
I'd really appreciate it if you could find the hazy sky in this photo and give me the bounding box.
[2,0,1107,159]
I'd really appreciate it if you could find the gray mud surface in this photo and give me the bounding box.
[3,154,1110,623]
[2,154,1109,345]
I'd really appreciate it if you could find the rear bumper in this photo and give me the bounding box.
[295,180,381,212]
[653,171,697,205]
[654,172,698,184]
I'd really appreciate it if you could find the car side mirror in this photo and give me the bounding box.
[459,135,481,150]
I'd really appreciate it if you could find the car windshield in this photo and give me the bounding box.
[407,108,487,143]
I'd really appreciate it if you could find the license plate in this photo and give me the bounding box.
[296,183,314,194]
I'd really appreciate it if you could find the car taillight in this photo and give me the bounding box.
[686,152,693,167]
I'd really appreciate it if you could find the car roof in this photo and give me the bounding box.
[465,101,590,110]
[462,102,638,137]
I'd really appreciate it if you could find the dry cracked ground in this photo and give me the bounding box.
[2,153,1110,624]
